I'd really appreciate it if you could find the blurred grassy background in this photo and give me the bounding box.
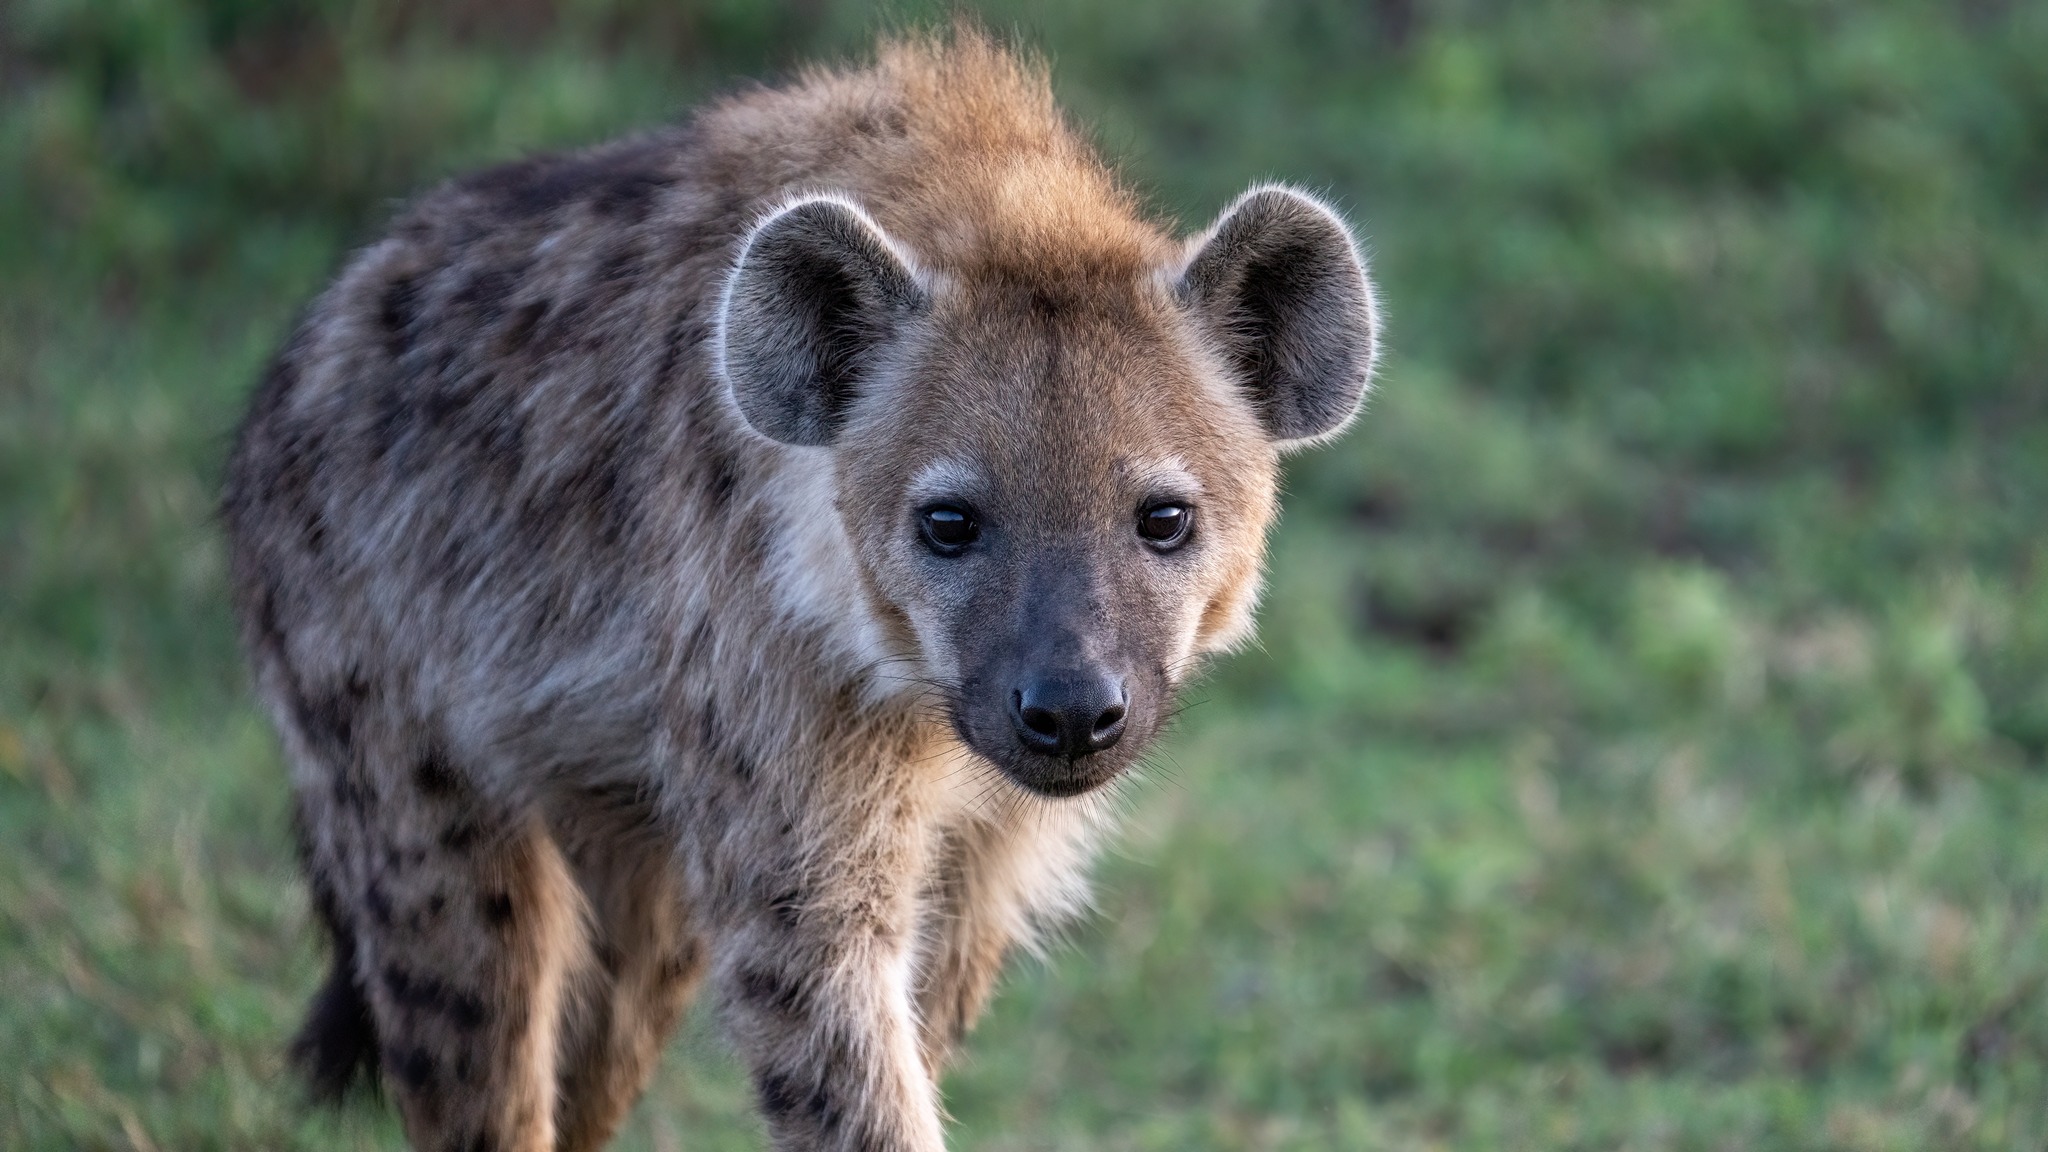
[4,1,2047,1148]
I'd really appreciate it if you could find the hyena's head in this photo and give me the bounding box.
[717,186,1378,797]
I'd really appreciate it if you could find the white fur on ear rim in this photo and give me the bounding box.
[1173,183,1382,449]
[715,192,932,447]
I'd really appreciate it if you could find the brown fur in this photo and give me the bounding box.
[225,29,1378,1152]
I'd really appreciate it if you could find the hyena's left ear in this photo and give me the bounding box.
[1175,185,1381,446]
[718,195,929,446]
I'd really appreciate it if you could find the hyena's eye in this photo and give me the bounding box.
[1138,502,1194,550]
[920,504,980,554]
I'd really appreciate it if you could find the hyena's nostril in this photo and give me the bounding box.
[1086,688,1127,754]
[1015,691,1063,742]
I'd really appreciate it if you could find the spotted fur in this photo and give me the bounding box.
[225,29,1378,1152]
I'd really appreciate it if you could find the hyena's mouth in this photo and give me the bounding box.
[947,698,1149,799]
[1009,761,1121,798]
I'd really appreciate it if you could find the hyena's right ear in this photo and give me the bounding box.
[717,195,929,446]
[1175,185,1381,448]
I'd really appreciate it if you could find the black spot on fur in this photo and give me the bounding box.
[329,763,372,813]
[479,890,515,929]
[413,747,463,798]
[498,299,547,354]
[293,668,367,756]
[577,779,648,815]
[593,170,666,221]
[439,818,483,853]
[701,447,741,515]
[851,107,908,138]
[753,1066,843,1133]
[755,1068,804,1118]
[735,963,811,1018]
[365,880,395,928]
[693,698,721,754]
[1029,288,1063,322]
[767,887,805,928]
[560,458,628,543]
[383,964,489,1031]
[420,366,497,429]
[380,275,421,360]
[291,692,345,756]
[390,1044,438,1091]
[459,138,673,222]
[251,583,289,661]
[452,266,521,322]
[676,619,713,670]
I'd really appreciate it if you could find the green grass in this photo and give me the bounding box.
[4,1,2047,1148]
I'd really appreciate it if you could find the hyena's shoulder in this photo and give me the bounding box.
[220,124,779,706]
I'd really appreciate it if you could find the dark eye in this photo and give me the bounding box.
[920,504,979,554]
[1138,502,1193,549]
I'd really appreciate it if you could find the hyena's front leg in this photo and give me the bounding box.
[704,795,947,1152]
[913,808,1105,1073]
[551,796,708,1152]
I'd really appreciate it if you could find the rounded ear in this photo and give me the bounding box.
[717,196,928,446]
[1175,185,1381,445]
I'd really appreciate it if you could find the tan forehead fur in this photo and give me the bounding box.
[705,28,1176,284]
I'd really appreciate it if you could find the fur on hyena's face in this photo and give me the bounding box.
[719,188,1379,796]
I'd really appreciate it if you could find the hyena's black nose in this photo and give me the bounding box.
[1012,674,1127,759]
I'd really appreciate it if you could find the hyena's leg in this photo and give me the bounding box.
[701,791,947,1151]
[333,744,591,1152]
[551,788,708,1152]
[911,824,1018,1075]
[912,810,1102,1074]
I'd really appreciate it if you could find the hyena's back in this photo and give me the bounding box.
[229,126,734,728]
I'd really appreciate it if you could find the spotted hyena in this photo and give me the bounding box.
[223,30,1379,1152]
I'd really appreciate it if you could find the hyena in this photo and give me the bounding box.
[224,31,1379,1152]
